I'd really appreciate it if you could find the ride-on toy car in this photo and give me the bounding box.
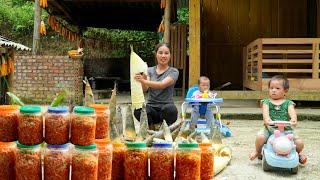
[262,121,299,174]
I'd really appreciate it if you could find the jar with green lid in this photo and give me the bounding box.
[15,142,42,180]
[150,142,174,180]
[124,141,148,180]
[45,106,70,144]
[176,143,201,180]
[44,144,70,180]
[71,106,96,146]
[199,143,214,180]
[18,105,43,145]
[89,104,110,139]
[95,139,113,180]
[0,105,19,142]
[72,144,98,180]
[0,142,16,180]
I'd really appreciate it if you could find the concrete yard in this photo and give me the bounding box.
[215,119,320,180]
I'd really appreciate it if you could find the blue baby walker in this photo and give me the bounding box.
[181,86,231,137]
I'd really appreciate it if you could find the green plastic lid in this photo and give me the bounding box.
[73,106,94,114]
[16,141,41,149]
[178,143,199,148]
[20,105,41,114]
[75,144,97,150]
[125,141,147,149]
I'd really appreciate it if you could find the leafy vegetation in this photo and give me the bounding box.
[0,0,189,60]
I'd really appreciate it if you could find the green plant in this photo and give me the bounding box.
[177,7,189,24]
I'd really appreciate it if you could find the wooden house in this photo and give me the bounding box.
[189,0,320,100]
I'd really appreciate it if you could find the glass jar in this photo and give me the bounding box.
[71,106,96,146]
[72,144,98,180]
[18,105,43,145]
[0,105,19,142]
[150,142,174,180]
[176,143,201,180]
[15,142,42,180]
[124,141,148,180]
[112,142,126,180]
[44,144,70,180]
[90,104,110,139]
[45,106,70,144]
[95,139,113,180]
[200,143,214,180]
[0,142,16,180]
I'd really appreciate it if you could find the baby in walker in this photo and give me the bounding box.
[191,76,217,129]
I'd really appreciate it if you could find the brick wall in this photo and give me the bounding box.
[13,56,83,105]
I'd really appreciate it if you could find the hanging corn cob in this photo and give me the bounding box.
[40,20,46,36]
[160,0,166,9]
[157,19,165,33]
[40,0,48,8]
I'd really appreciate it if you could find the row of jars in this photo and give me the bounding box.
[0,141,214,180]
[0,104,110,145]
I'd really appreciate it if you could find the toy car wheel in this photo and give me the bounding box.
[291,166,298,174]
[262,156,272,171]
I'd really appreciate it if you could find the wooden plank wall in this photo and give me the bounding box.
[202,0,310,89]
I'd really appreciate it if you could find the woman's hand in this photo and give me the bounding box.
[290,119,297,127]
[134,73,147,83]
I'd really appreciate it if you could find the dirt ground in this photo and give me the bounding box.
[215,120,320,180]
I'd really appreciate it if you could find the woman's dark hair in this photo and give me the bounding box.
[154,42,171,53]
[268,75,289,90]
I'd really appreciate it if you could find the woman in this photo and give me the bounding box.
[134,42,179,129]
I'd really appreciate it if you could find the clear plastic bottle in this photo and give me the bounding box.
[112,142,126,180]
[18,105,43,145]
[95,139,113,180]
[15,142,42,180]
[71,106,96,146]
[176,143,201,180]
[200,143,214,180]
[124,141,148,180]
[0,142,16,180]
[72,144,99,180]
[0,105,19,142]
[150,142,174,180]
[89,104,110,139]
[44,144,70,180]
[45,106,70,144]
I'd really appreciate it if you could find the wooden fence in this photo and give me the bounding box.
[244,38,320,91]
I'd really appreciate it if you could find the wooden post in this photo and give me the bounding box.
[312,42,319,79]
[318,0,320,37]
[32,0,41,55]
[163,0,171,43]
[189,0,201,86]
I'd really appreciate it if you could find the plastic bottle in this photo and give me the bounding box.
[124,141,148,180]
[72,144,98,180]
[18,105,43,145]
[0,142,16,180]
[0,105,19,142]
[176,143,201,180]
[89,104,110,139]
[71,106,96,145]
[150,142,174,180]
[15,142,42,180]
[200,143,214,180]
[95,138,113,180]
[45,106,70,144]
[44,144,70,180]
[112,142,126,180]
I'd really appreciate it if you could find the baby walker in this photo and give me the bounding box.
[262,121,299,174]
[181,86,231,137]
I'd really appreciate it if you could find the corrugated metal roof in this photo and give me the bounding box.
[0,35,31,51]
